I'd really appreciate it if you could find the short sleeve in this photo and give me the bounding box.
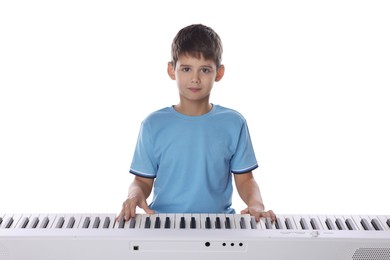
[129,120,157,178]
[230,121,258,174]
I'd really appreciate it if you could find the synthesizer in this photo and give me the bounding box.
[1,213,390,260]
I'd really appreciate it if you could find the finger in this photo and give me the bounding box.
[268,210,277,222]
[129,203,137,220]
[240,208,249,214]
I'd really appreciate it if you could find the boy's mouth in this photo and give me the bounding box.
[188,88,201,93]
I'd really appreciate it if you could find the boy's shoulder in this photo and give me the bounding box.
[213,105,247,122]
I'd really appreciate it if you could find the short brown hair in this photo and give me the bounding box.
[171,24,223,68]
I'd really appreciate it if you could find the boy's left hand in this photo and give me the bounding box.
[241,207,276,223]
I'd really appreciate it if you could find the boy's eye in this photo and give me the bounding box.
[182,67,190,72]
[201,68,210,73]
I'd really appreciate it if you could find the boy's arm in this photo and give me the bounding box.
[117,176,155,221]
[234,172,276,222]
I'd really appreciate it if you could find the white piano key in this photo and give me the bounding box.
[256,216,266,230]
[17,215,30,229]
[351,215,366,231]
[11,214,25,229]
[317,215,329,231]
[0,215,14,229]
[2,214,23,229]
[273,217,284,230]
[53,214,65,229]
[292,215,305,230]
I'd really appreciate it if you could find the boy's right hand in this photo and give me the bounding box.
[117,195,155,222]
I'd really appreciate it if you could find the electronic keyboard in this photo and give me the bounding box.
[1,213,389,260]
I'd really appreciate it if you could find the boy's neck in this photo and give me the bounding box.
[174,101,213,116]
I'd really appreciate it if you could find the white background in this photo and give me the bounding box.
[1,0,389,216]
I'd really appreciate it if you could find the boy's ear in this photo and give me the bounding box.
[167,62,176,80]
[215,64,225,82]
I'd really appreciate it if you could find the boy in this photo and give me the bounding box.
[118,24,275,222]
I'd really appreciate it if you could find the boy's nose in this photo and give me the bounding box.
[191,74,200,84]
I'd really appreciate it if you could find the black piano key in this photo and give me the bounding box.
[275,218,283,229]
[4,217,14,229]
[325,218,336,230]
[129,218,136,229]
[265,218,272,229]
[285,218,293,230]
[361,218,373,230]
[215,217,221,229]
[144,217,151,229]
[346,218,356,230]
[0,217,3,226]
[56,217,65,228]
[92,217,100,229]
[300,218,309,230]
[190,217,196,229]
[250,218,257,229]
[225,217,231,229]
[118,217,125,229]
[310,218,320,230]
[82,217,91,229]
[371,219,383,231]
[154,217,161,229]
[335,218,347,230]
[164,217,171,229]
[180,217,186,229]
[103,217,110,229]
[205,217,211,229]
[239,217,246,229]
[18,217,29,229]
[29,217,39,229]
[67,217,75,228]
[40,217,49,229]
[386,219,390,228]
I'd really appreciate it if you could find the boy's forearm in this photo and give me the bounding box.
[235,173,265,211]
[242,180,265,209]
[128,177,153,199]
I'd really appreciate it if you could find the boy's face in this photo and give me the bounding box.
[168,54,224,104]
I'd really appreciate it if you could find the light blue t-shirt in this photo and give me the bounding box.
[130,105,258,213]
